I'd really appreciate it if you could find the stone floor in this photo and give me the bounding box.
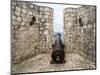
[12,53,95,74]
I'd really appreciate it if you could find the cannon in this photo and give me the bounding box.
[50,33,65,64]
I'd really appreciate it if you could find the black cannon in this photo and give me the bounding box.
[50,33,65,64]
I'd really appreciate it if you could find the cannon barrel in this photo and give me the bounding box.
[50,33,65,64]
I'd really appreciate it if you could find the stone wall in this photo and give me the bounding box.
[11,1,53,64]
[39,6,53,53]
[64,6,96,62]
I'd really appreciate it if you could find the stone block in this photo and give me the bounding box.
[40,27,44,31]
[12,1,54,63]
[17,17,22,22]
[30,4,33,8]
[22,4,27,9]
[40,7,44,11]
[23,18,27,22]
[87,24,93,29]
[12,5,16,10]
[44,30,48,35]
[28,11,32,15]
[21,13,26,18]
[15,11,20,16]
[22,9,27,14]
[41,18,46,22]
[12,20,18,25]
[16,6,21,12]
[12,15,16,20]
[26,14,30,18]
[46,12,51,15]
[68,8,73,12]
[21,22,25,26]
[45,23,50,26]
[12,1,16,6]
[44,7,50,12]
[44,15,48,18]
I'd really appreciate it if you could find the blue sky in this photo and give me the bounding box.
[34,3,81,32]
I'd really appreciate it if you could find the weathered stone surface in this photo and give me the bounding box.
[44,15,48,18]
[30,4,33,8]
[21,13,26,17]
[44,30,48,35]
[40,7,44,11]
[64,6,96,63]
[12,20,18,26]
[22,9,27,13]
[17,17,22,22]
[15,11,20,16]
[22,18,27,22]
[11,1,53,65]
[12,15,16,20]
[22,4,27,9]
[16,6,21,12]
[12,53,95,73]
[41,18,46,22]
[28,11,32,15]
[21,21,25,26]
[44,7,53,12]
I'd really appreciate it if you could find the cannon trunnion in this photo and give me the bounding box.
[50,33,65,64]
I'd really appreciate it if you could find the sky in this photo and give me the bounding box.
[33,2,81,32]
